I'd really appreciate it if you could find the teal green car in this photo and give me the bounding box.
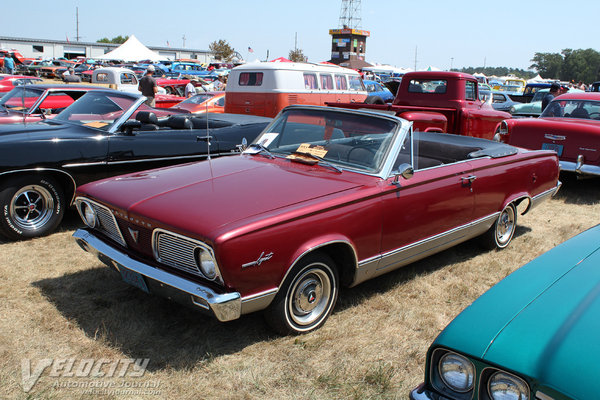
[411,224,600,400]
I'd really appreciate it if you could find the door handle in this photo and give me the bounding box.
[460,175,477,183]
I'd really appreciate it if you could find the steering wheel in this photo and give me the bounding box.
[346,146,376,167]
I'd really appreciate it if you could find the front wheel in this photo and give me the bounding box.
[479,203,517,250]
[0,175,65,240]
[264,252,339,335]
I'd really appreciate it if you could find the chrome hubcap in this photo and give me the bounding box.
[496,207,515,245]
[9,185,55,231]
[288,265,332,326]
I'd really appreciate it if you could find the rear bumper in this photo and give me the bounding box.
[560,160,600,176]
[73,229,242,322]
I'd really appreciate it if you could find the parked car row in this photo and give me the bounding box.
[1,67,597,400]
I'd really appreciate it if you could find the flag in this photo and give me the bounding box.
[166,41,170,47]
[66,34,70,43]
[248,46,254,53]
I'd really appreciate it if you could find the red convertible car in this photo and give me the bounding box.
[0,75,43,98]
[171,92,225,113]
[495,92,600,177]
[73,106,560,334]
[0,84,96,124]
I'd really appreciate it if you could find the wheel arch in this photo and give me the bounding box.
[502,193,531,216]
[0,168,77,205]
[281,237,358,290]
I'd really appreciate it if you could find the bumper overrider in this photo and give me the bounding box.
[560,158,600,176]
[73,229,241,322]
[409,384,450,400]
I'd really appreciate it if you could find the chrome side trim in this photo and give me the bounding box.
[240,288,278,315]
[530,182,562,210]
[63,153,231,169]
[278,240,359,291]
[535,391,556,400]
[560,160,600,176]
[352,213,499,286]
[73,229,241,322]
[0,167,77,205]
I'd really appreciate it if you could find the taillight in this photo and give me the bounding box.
[493,120,509,143]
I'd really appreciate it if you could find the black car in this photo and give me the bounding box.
[0,89,271,240]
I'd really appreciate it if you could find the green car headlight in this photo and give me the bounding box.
[488,371,529,400]
[438,352,475,392]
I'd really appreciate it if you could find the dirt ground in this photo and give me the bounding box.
[1,174,598,400]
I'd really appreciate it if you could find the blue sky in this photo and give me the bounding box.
[4,0,599,70]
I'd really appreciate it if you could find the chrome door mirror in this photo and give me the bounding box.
[392,163,414,184]
[236,137,248,152]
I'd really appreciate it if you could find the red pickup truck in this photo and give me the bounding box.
[328,71,510,140]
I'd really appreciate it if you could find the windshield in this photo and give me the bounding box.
[53,91,138,131]
[0,87,44,113]
[179,93,214,105]
[247,108,399,173]
[541,99,600,119]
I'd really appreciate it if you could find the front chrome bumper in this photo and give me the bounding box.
[560,160,600,176]
[410,384,451,400]
[73,229,241,322]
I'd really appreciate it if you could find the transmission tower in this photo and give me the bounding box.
[338,0,362,29]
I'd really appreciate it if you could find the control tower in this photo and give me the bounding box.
[328,0,371,68]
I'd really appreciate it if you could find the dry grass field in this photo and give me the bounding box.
[1,175,598,400]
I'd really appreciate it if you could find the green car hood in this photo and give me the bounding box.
[434,225,600,398]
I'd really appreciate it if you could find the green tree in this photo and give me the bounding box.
[529,52,563,79]
[288,48,306,62]
[97,35,129,44]
[560,48,600,83]
[209,40,235,61]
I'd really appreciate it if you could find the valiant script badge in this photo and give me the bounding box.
[242,251,273,268]
[128,227,139,243]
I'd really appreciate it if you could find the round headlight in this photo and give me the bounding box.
[195,248,216,280]
[80,201,97,228]
[488,371,529,400]
[439,352,475,393]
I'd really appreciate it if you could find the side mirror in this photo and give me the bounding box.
[236,137,248,152]
[120,120,141,135]
[392,163,414,184]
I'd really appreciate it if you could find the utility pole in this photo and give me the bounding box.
[75,7,81,42]
[483,57,486,68]
[182,34,186,48]
[414,46,418,71]
[450,57,454,71]
[294,32,297,51]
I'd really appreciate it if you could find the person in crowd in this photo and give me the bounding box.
[4,54,15,74]
[578,81,587,91]
[138,65,158,107]
[542,82,560,112]
[185,79,196,98]
[63,67,81,83]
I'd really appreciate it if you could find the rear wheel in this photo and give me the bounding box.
[264,252,339,335]
[480,203,517,250]
[0,175,65,240]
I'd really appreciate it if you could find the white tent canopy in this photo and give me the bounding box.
[96,35,168,62]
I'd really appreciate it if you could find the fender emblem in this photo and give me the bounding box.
[242,252,273,269]
[128,228,139,244]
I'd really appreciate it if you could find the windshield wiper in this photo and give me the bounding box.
[290,151,342,173]
[245,143,275,158]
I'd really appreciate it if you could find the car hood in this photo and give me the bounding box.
[79,155,366,240]
[0,120,67,140]
[434,225,600,398]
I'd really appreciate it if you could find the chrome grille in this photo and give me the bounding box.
[91,203,126,246]
[154,230,204,277]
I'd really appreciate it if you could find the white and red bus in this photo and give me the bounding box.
[225,62,367,117]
